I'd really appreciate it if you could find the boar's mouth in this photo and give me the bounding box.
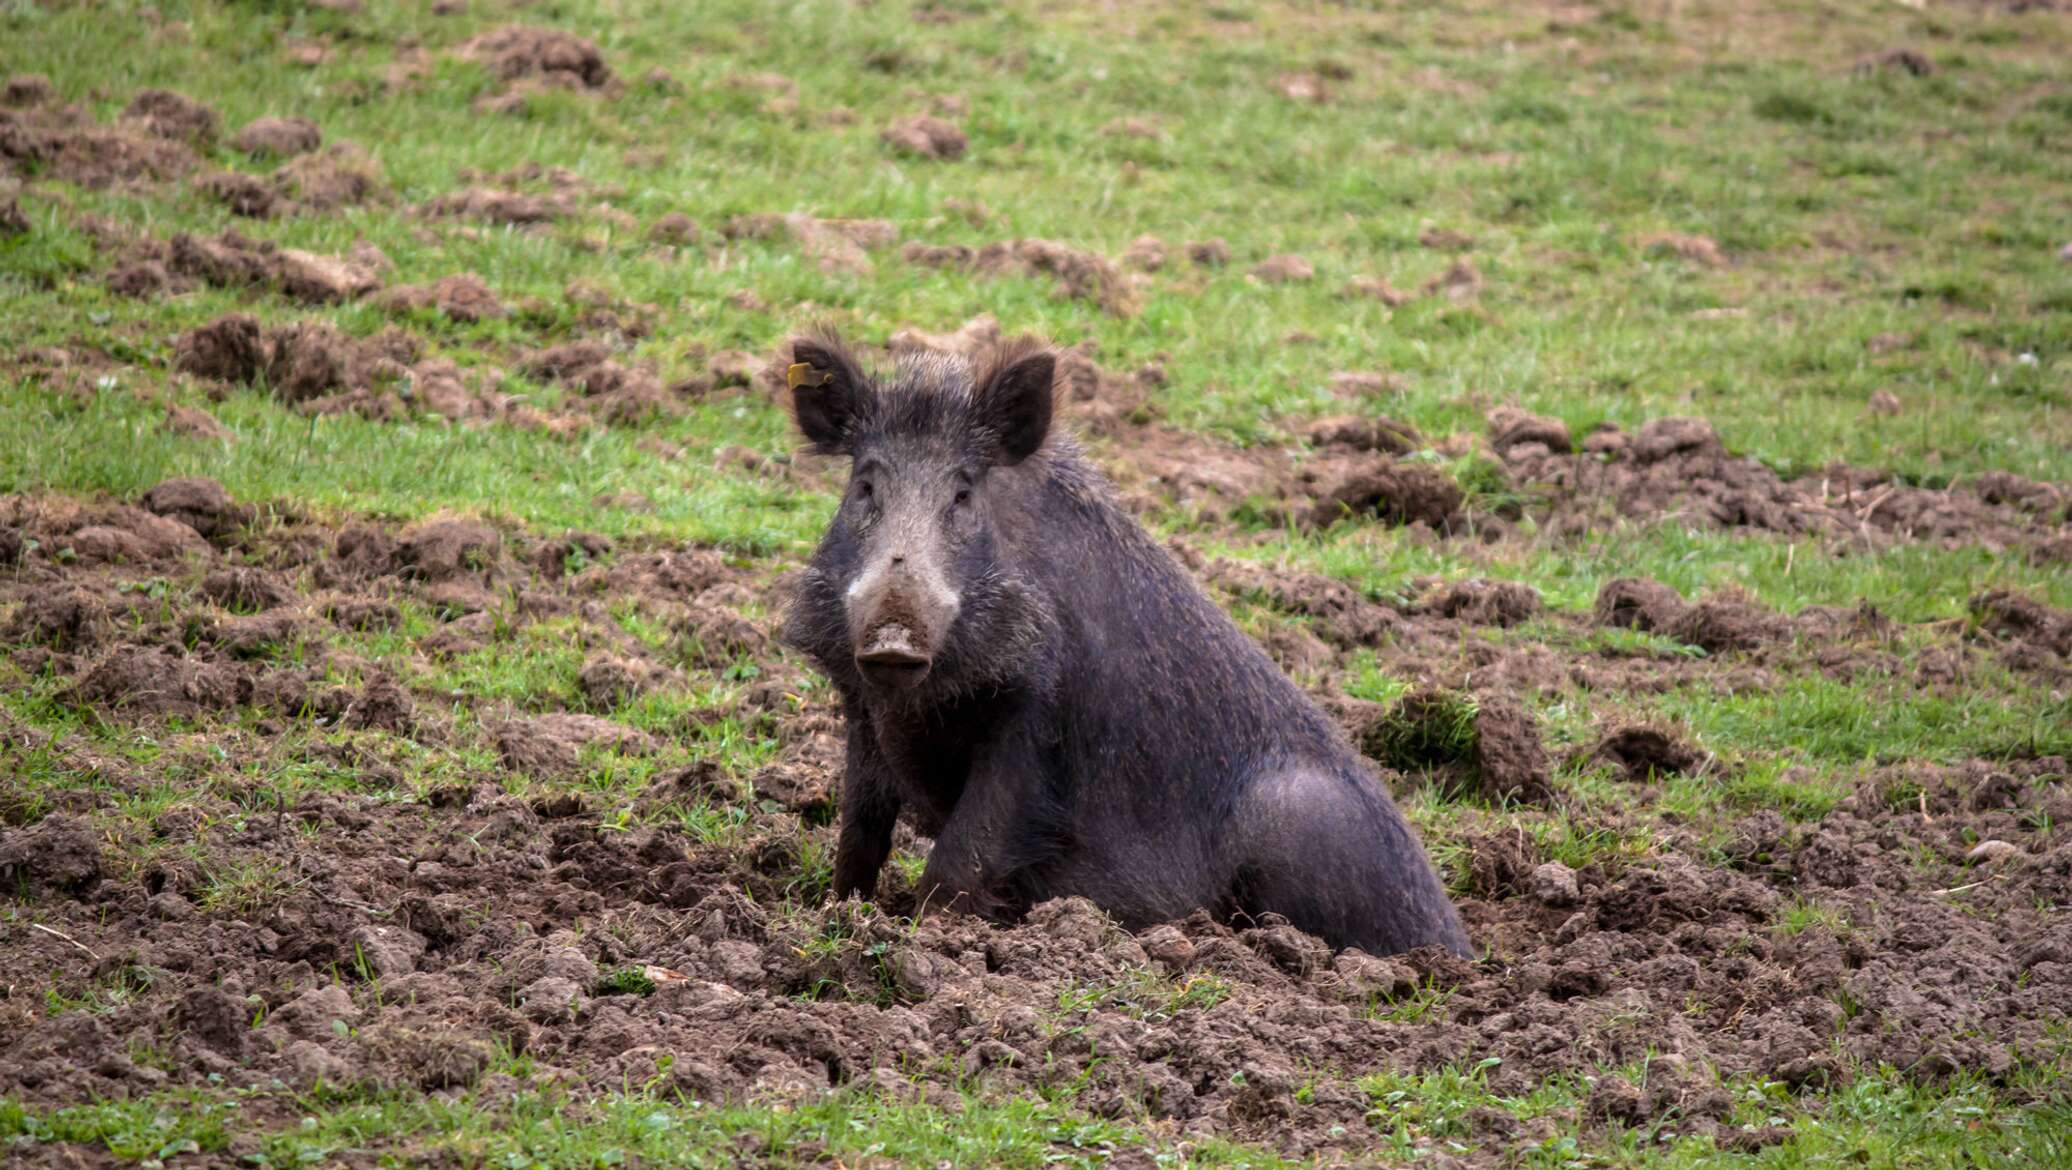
[855,622,931,690]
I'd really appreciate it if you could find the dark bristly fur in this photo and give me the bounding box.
[780,333,1470,957]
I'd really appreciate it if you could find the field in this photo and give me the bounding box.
[2,0,2070,1165]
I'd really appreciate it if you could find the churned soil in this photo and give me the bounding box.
[1,473,2067,1160]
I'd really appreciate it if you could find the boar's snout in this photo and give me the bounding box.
[856,622,931,689]
[849,562,957,692]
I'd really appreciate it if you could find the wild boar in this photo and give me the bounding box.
[780,333,1469,957]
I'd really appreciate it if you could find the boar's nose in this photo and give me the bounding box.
[856,623,931,688]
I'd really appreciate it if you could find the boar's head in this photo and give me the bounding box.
[781,333,1059,699]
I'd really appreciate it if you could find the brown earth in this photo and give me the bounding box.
[1,475,2066,1159]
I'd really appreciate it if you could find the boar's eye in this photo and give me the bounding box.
[853,479,875,503]
[952,487,972,506]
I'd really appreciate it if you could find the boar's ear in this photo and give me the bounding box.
[787,335,871,455]
[975,343,1056,466]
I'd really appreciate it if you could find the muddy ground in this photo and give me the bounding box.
[1,450,2067,1161]
[4,69,2072,1166]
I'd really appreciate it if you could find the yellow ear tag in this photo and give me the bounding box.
[786,363,835,391]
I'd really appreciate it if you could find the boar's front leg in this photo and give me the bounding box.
[915,730,1064,921]
[832,713,900,901]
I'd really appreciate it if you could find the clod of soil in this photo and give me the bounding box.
[1341,276,1412,305]
[230,116,321,158]
[1423,258,1483,300]
[1358,689,1552,804]
[1304,415,1420,454]
[1586,725,1706,780]
[199,170,279,218]
[1668,599,1785,654]
[140,477,252,542]
[1250,254,1315,283]
[272,142,389,210]
[0,815,103,896]
[1121,234,1166,271]
[374,273,506,322]
[904,238,1135,316]
[2,96,201,187]
[1487,406,1573,458]
[168,230,381,304]
[459,26,613,88]
[420,186,567,226]
[880,114,967,159]
[1186,238,1231,266]
[1593,577,1688,633]
[120,89,217,145]
[1639,233,1727,267]
[1971,590,2070,657]
[1426,578,1541,627]
[647,212,701,245]
[1308,459,1463,530]
[3,74,56,107]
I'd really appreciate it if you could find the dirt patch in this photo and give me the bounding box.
[1584,725,1707,780]
[1424,578,1541,627]
[271,142,389,211]
[1307,459,1464,531]
[1,486,2068,1161]
[726,213,898,277]
[904,238,1136,316]
[374,273,506,323]
[167,230,381,304]
[230,116,321,159]
[1509,419,2068,557]
[880,114,966,159]
[119,90,217,146]
[1,95,200,188]
[1638,233,1727,267]
[1355,689,1553,805]
[1250,254,1315,283]
[459,26,614,89]
[420,186,571,226]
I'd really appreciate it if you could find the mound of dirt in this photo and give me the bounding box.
[140,477,252,542]
[199,170,280,218]
[1509,417,2067,556]
[168,230,381,304]
[1,97,200,187]
[1250,254,1315,283]
[1971,590,2070,657]
[271,142,389,210]
[459,26,613,88]
[374,273,506,322]
[1308,459,1463,530]
[120,89,217,145]
[647,212,700,245]
[904,238,1136,316]
[420,186,569,226]
[167,316,588,429]
[881,114,966,159]
[1586,725,1706,780]
[726,213,897,277]
[1341,275,1411,305]
[1357,689,1553,804]
[230,116,321,158]
[3,586,107,650]
[1304,415,1420,455]
[1593,577,1686,632]
[1487,406,1572,458]
[0,814,103,896]
[1426,578,1541,627]
[520,341,676,423]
